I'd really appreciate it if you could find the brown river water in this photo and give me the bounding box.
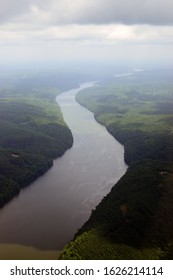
[0,82,127,258]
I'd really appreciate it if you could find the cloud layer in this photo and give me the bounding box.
[0,0,172,66]
[0,0,173,26]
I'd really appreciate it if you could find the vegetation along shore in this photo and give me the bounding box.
[0,86,73,207]
[59,69,173,259]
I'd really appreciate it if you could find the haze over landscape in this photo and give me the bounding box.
[0,0,173,260]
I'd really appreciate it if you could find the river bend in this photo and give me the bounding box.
[0,82,127,251]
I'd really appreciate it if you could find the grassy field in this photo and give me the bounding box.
[59,69,173,259]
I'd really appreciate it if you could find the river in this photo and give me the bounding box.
[0,82,127,258]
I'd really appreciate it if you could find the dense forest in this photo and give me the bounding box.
[59,69,173,259]
[0,81,73,207]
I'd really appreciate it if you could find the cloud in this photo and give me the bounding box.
[0,0,172,26]
[0,0,172,67]
[1,0,172,46]
[48,0,173,26]
[0,0,30,23]
[1,23,172,46]
[30,25,173,45]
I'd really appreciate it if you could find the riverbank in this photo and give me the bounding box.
[59,70,173,259]
[0,83,127,259]
[60,160,173,260]
[0,88,73,207]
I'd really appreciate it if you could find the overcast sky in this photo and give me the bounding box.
[0,0,173,68]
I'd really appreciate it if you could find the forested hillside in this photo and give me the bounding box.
[0,86,73,207]
[59,69,173,259]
